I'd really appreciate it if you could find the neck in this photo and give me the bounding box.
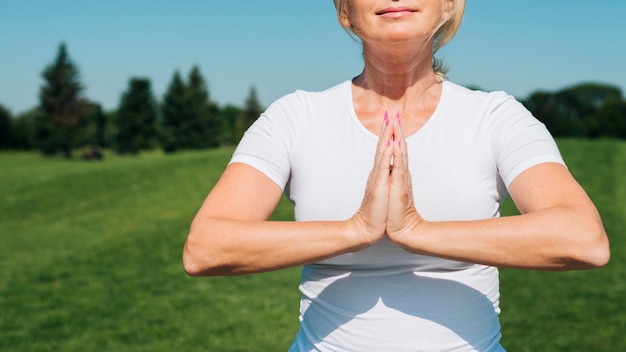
[354,42,440,103]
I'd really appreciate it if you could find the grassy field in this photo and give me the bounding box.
[0,139,624,351]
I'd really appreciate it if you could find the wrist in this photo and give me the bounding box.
[388,215,429,250]
[343,216,378,251]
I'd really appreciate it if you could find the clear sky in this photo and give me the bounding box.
[1,1,625,114]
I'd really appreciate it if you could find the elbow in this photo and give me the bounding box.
[576,244,610,270]
[182,228,220,277]
[182,240,207,277]
[565,223,610,270]
[582,232,610,269]
[182,226,237,277]
[183,243,225,277]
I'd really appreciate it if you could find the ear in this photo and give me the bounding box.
[443,0,455,20]
[338,3,352,28]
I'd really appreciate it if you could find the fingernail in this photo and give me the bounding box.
[396,110,401,126]
[387,139,391,147]
[398,140,402,147]
[384,110,389,125]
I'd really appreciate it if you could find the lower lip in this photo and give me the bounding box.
[379,10,414,19]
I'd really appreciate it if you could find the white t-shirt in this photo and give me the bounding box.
[231,80,564,351]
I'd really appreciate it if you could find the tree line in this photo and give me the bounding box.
[0,43,625,157]
[524,83,626,139]
[0,43,262,158]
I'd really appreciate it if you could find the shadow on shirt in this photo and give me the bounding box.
[294,267,502,351]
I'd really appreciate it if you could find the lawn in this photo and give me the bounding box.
[0,139,624,351]
[498,139,626,351]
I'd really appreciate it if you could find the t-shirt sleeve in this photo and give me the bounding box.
[229,95,297,191]
[488,92,565,188]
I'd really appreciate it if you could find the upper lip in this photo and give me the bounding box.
[376,6,417,15]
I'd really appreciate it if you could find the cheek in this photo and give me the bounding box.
[346,12,368,34]
[344,2,376,30]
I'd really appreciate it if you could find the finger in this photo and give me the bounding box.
[359,111,393,236]
[397,113,413,193]
[390,112,413,204]
[374,110,394,174]
[393,111,407,151]
[391,111,408,180]
[378,110,389,139]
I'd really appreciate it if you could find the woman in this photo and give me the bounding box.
[183,0,610,350]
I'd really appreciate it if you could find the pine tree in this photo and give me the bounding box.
[114,78,157,154]
[186,66,215,148]
[217,104,241,146]
[159,66,218,152]
[235,86,263,142]
[37,43,84,157]
[160,71,187,152]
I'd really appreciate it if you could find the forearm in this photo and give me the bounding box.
[183,218,365,276]
[392,206,609,271]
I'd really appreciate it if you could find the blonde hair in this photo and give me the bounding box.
[333,0,466,76]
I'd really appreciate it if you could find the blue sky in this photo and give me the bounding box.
[1,1,625,114]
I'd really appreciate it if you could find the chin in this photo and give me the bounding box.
[381,32,427,45]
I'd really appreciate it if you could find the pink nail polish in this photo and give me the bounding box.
[396,111,401,126]
[384,110,389,125]
[387,139,391,147]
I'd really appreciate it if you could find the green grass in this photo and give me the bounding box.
[0,148,300,351]
[498,139,626,351]
[0,139,624,351]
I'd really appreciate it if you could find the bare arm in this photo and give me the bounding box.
[183,115,394,276]
[182,163,359,276]
[386,118,610,270]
